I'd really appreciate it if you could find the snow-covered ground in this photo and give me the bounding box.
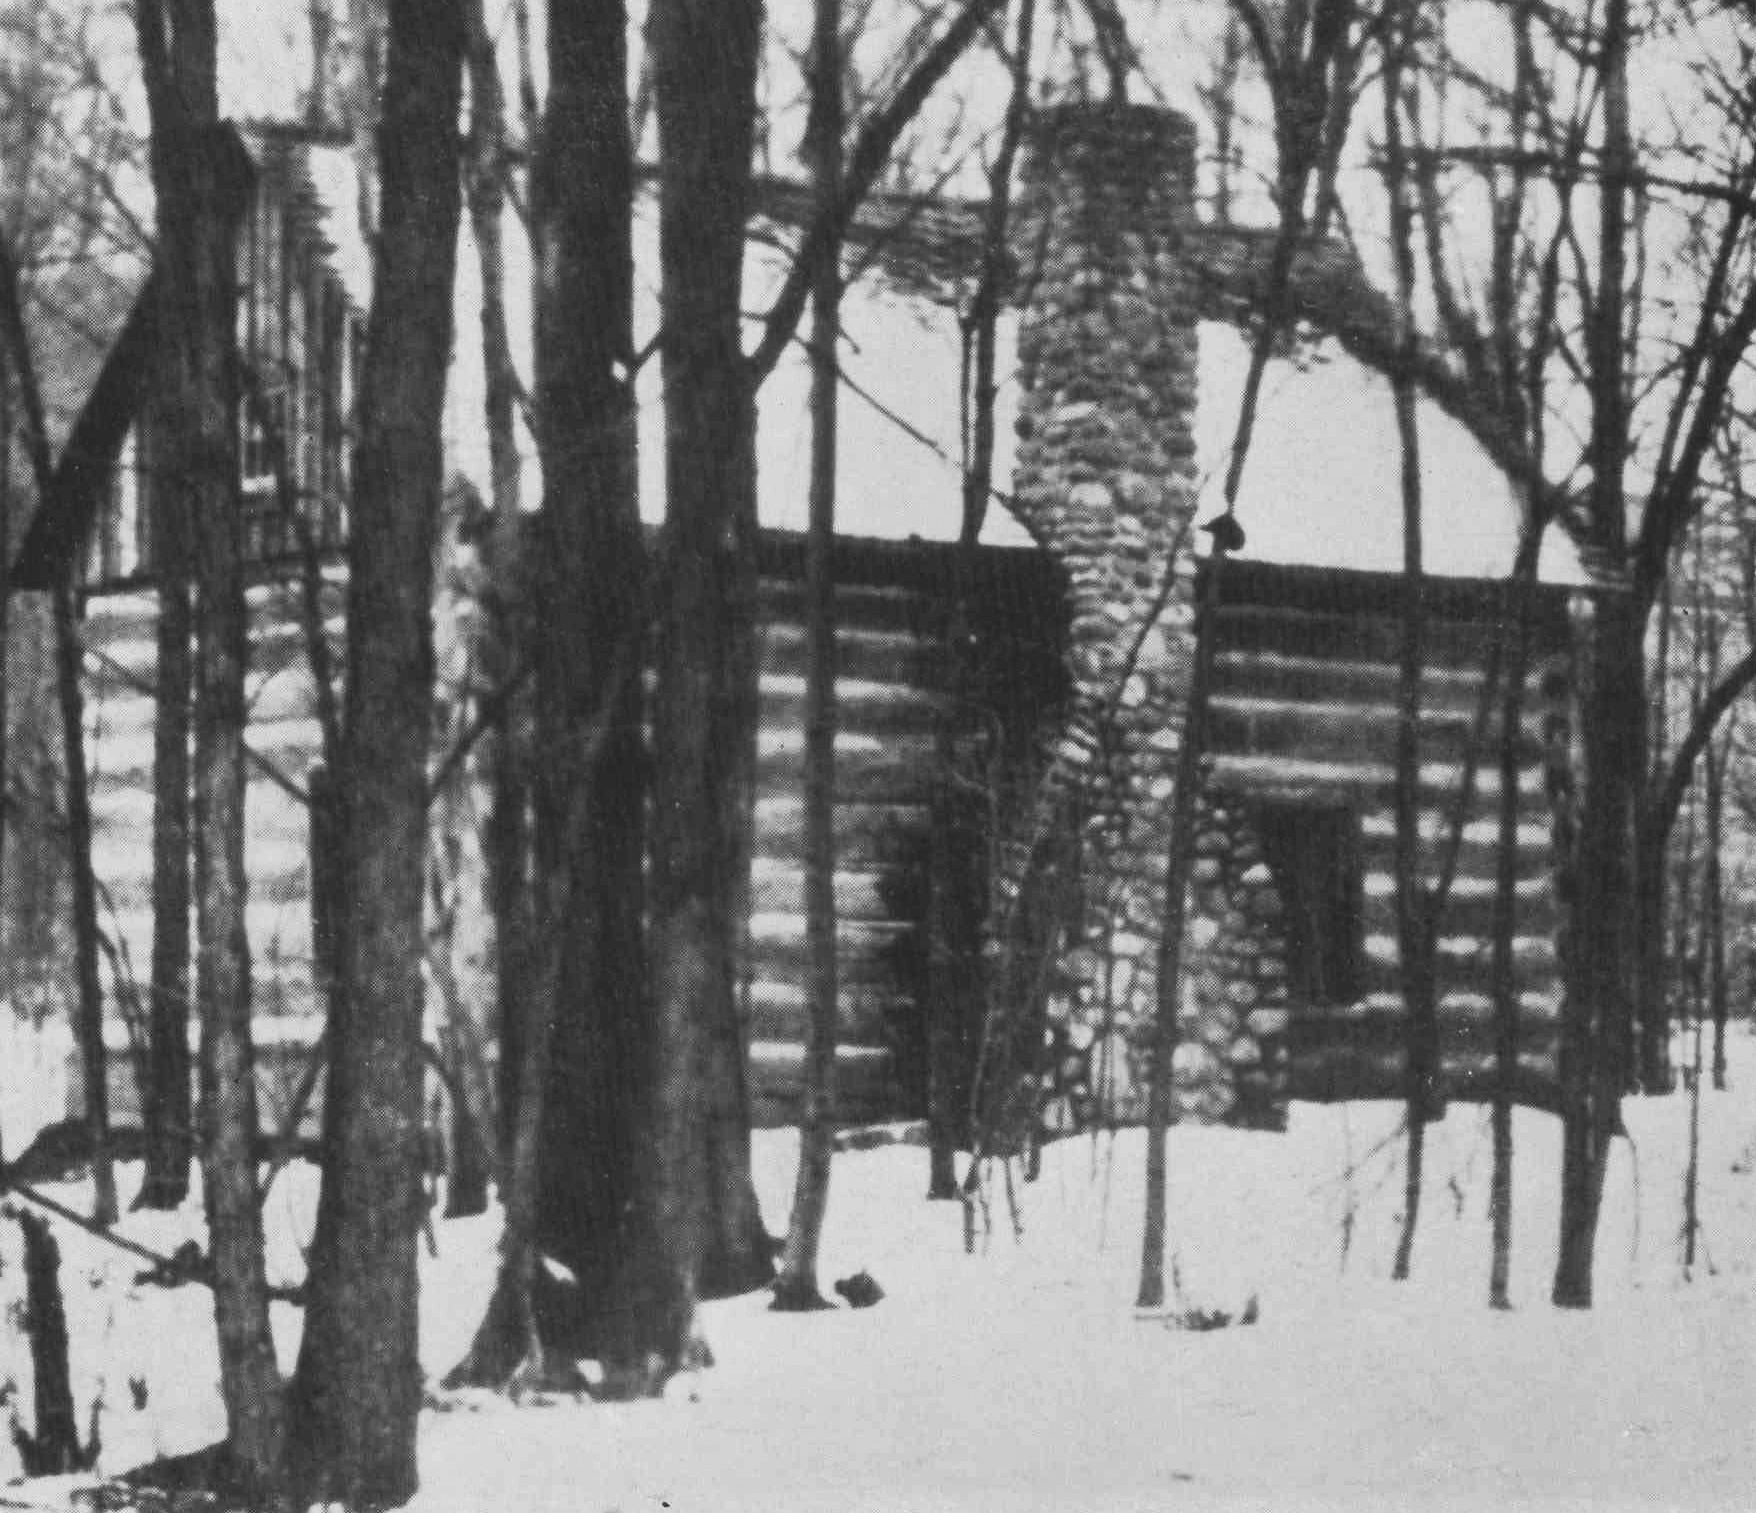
[2,1027,1753,1511]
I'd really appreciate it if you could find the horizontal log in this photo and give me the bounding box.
[83,573,346,634]
[1359,884,1559,941]
[1207,695,1543,769]
[758,577,934,636]
[1358,933,1559,997]
[88,715,324,793]
[98,846,312,914]
[1212,601,1546,671]
[744,981,903,1047]
[748,861,903,923]
[747,927,918,994]
[759,621,944,687]
[1356,814,1554,871]
[92,784,312,841]
[1211,650,1540,717]
[1285,1005,1560,1061]
[760,673,948,736]
[100,897,316,965]
[1286,1047,1563,1111]
[755,731,936,804]
[1210,752,1546,804]
[747,1041,901,1128]
[753,798,928,867]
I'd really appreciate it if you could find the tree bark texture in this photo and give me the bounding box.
[140,549,193,1210]
[522,0,666,1379]
[12,1210,84,1476]
[773,0,842,1312]
[1381,25,1438,1283]
[1489,568,1536,1311]
[647,0,773,1366]
[287,0,464,1502]
[137,0,284,1489]
[1554,0,1636,1310]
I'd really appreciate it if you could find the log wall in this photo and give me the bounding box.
[1205,558,1575,1110]
[66,534,1066,1132]
[63,540,1576,1132]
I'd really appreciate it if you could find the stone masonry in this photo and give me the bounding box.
[1007,103,1279,1127]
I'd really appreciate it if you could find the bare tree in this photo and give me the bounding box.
[287,0,465,1501]
[0,231,118,1235]
[135,0,282,1489]
[1379,0,1438,1285]
[646,0,772,1372]
[773,0,845,1314]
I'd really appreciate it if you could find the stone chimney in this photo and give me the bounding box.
[1008,103,1205,1117]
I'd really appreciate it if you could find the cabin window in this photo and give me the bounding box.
[1252,802,1364,1007]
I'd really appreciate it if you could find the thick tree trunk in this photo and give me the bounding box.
[773,0,842,1312]
[647,0,772,1367]
[528,0,652,1355]
[287,1,464,1503]
[139,560,193,1211]
[453,0,666,1386]
[137,1,284,1478]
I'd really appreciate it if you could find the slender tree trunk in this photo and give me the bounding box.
[926,0,1036,1202]
[1706,725,1728,1092]
[287,2,464,1503]
[139,553,193,1211]
[774,0,843,1313]
[1554,0,1636,1310]
[1380,20,1437,1283]
[647,0,772,1367]
[0,229,115,1232]
[13,1210,83,1475]
[1136,552,1227,1311]
[52,580,116,1228]
[461,0,529,1194]
[1554,591,1641,1308]
[1488,546,1538,1310]
[483,628,532,1177]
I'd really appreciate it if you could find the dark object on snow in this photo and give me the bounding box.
[133,1239,211,1290]
[834,1271,884,1308]
[1173,1294,1259,1332]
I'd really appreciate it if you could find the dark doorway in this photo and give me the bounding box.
[1252,802,1364,1008]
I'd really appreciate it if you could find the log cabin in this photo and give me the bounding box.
[20,103,1597,1142]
